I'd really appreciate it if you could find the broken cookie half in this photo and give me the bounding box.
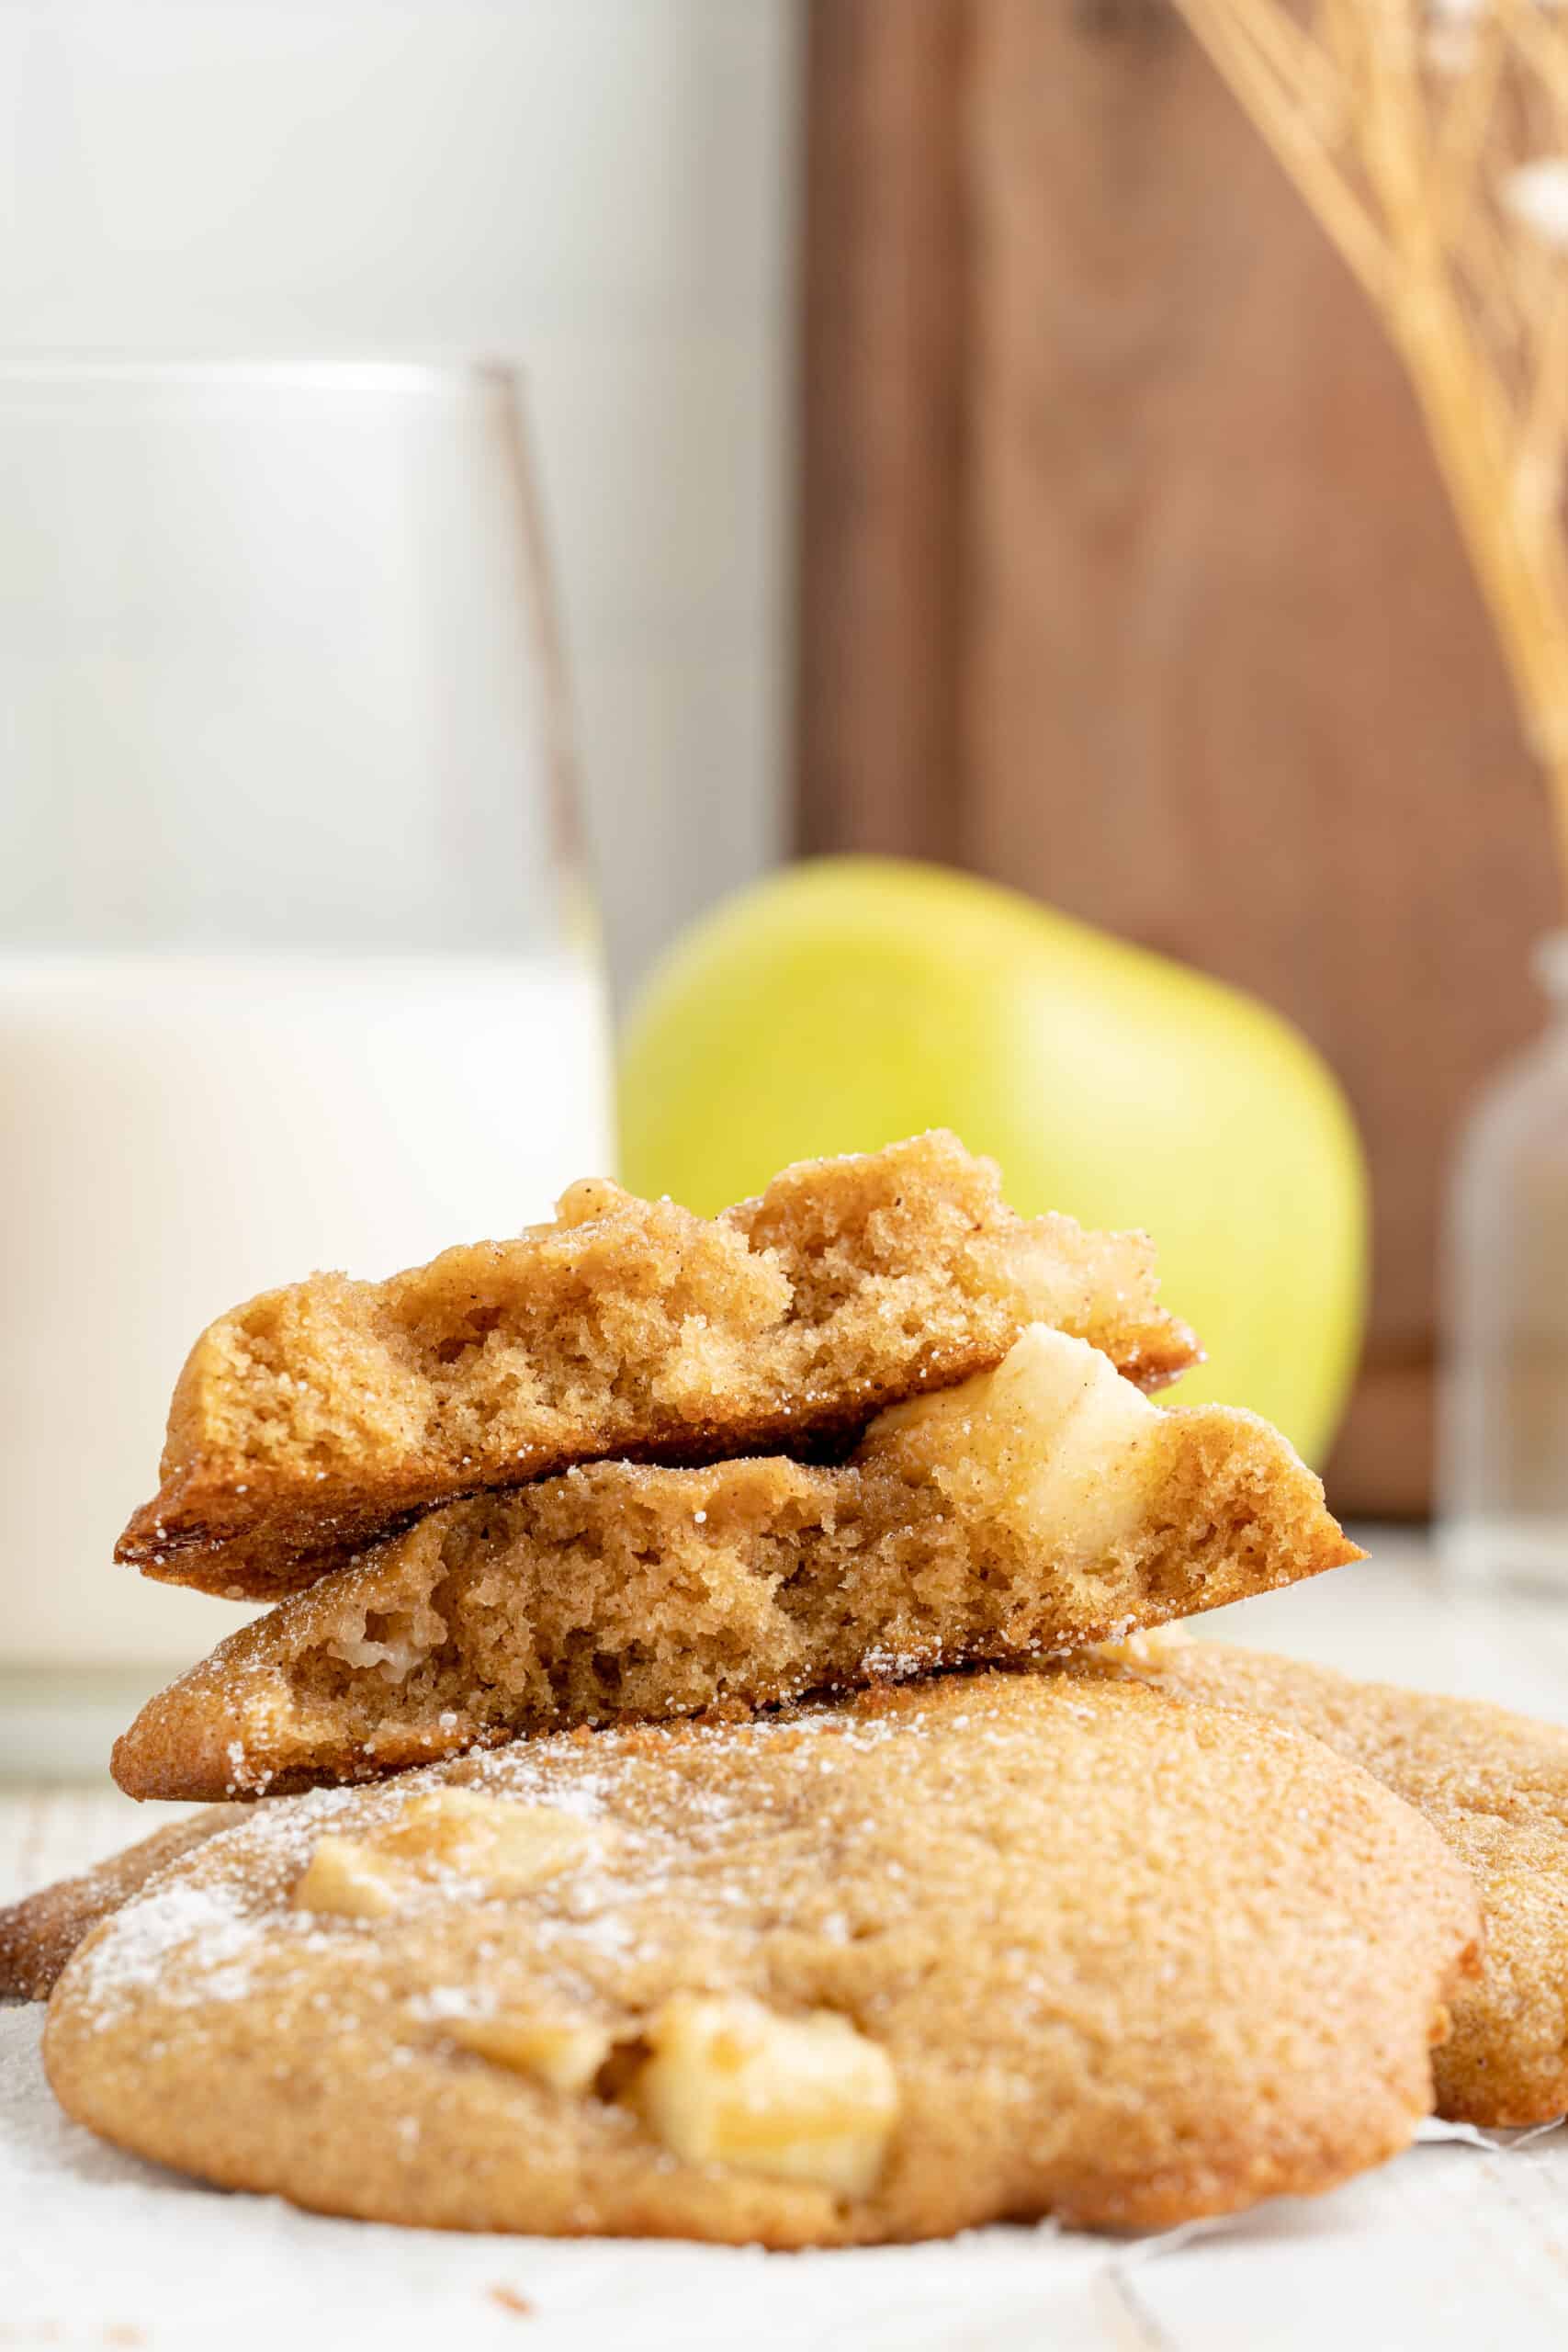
[117,1131,1199,1602]
[112,1327,1359,1802]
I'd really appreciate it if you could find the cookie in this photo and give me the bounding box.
[0,1807,240,2000]
[50,1673,1479,2241]
[1085,1634,1568,2128]
[110,1327,1357,1800]
[118,1132,1199,1602]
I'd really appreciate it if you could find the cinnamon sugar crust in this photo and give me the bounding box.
[1084,1636,1568,2130]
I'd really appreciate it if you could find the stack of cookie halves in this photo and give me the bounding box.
[8,1134,1568,2244]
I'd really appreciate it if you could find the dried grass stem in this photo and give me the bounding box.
[1176,0,1568,884]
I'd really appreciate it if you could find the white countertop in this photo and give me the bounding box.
[6,1529,1568,2350]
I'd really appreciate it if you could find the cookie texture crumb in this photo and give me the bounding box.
[116,1133,1199,1600]
[110,1329,1358,1801]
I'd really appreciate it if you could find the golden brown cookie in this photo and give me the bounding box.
[1083,1634,1568,2128]
[0,1807,241,2000]
[111,1328,1357,1800]
[118,1131,1199,1602]
[51,1673,1479,2242]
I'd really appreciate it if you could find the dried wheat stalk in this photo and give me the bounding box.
[1173,0,1568,879]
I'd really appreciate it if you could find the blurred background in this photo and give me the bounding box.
[7,0,1568,1741]
[3,0,796,993]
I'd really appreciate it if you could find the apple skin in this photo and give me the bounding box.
[618,857,1368,1467]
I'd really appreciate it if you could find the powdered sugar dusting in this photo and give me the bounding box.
[75,1880,265,2014]
[67,1683,1010,2041]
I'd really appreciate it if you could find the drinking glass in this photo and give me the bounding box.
[0,358,612,1771]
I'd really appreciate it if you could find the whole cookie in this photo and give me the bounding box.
[1089,1634,1568,2128]
[48,1674,1478,2243]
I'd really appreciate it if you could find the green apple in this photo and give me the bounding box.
[618,857,1367,1465]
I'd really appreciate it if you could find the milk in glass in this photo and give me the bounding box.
[0,362,611,1770]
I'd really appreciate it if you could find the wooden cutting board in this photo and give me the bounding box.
[796,0,1561,1515]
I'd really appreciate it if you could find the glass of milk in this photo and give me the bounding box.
[0,358,613,1773]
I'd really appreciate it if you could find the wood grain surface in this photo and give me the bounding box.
[797,0,1561,1514]
[797,0,970,865]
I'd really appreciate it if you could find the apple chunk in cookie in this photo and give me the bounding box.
[289,1792,604,1919]
[113,1328,1359,1800]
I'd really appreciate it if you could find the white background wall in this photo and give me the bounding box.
[1,0,796,995]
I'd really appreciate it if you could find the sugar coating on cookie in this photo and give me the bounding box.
[1085,1639,1568,2130]
[0,1806,243,2001]
[110,1329,1359,1801]
[116,1131,1200,1601]
[51,1674,1480,2243]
